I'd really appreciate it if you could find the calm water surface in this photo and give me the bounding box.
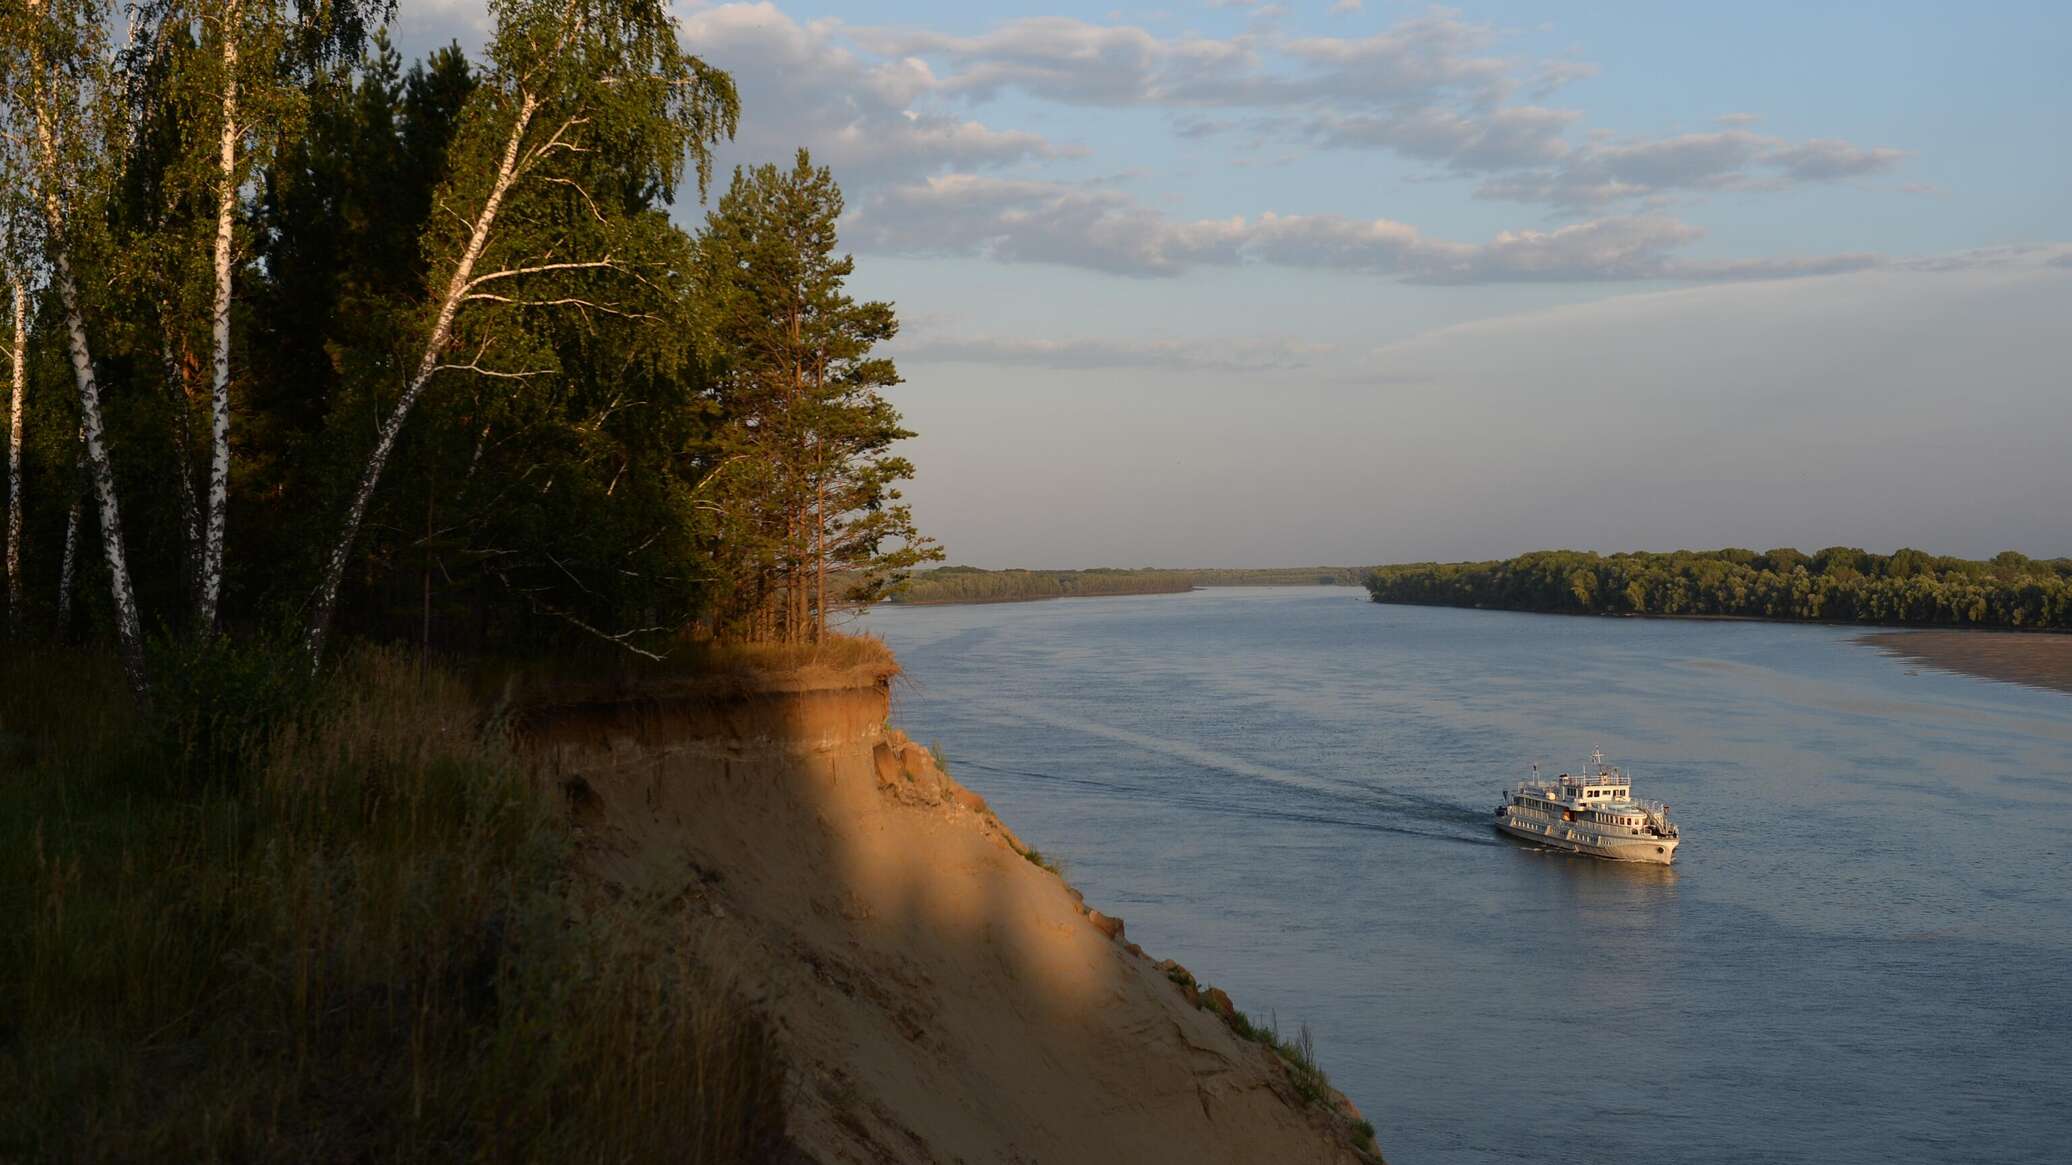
[860,587,2072,1165]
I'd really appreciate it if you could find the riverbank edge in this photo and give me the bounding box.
[525,666,1386,1162]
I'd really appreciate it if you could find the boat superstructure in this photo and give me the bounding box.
[1494,750,1680,864]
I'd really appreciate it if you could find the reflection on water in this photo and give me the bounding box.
[864,588,2072,1165]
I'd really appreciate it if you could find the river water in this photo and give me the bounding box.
[860,586,2072,1165]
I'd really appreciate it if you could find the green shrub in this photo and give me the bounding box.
[143,633,315,791]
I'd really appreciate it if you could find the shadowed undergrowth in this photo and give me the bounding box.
[0,645,786,1163]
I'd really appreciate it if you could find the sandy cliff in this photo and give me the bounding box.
[522,674,1380,1164]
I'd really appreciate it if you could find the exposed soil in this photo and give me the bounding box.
[520,676,1379,1165]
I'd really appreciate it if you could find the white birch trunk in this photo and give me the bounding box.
[301,91,541,670]
[57,453,81,630]
[198,1,239,632]
[7,282,25,633]
[29,31,149,695]
[49,251,147,693]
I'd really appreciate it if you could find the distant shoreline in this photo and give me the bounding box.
[1370,598,2072,634]
[893,567,1364,606]
[1859,629,2072,696]
[896,586,1198,607]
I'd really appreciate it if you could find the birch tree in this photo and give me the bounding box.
[197,0,240,632]
[126,0,392,631]
[5,281,23,634]
[3,0,149,694]
[0,0,33,636]
[299,0,735,669]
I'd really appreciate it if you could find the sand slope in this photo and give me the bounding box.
[528,679,1377,1164]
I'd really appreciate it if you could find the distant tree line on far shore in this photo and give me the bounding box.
[891,565,1363,605]
[1364,548,2072,630]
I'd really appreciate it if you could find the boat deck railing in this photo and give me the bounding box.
[1509,785,1674,820]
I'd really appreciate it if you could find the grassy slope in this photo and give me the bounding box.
[0,646,785,1163]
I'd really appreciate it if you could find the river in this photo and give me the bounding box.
[861,586,2072,1165]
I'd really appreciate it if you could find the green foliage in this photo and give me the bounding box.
[1207,1001,1343,1121]
[0,646,786,1161]
[694,149,939,641]
[1022,847,1063,875]
[0,1,929,663]
[1365,548,2072,630]
[142,631,313,788]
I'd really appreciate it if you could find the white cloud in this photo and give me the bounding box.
[850,17,1262,108]
[1767,138,1910,181]
[390,2,1932,284]
[852,175,1731,282]
[854,173,2069,285]
[1328,0,1364,14]
[1304,104,1580,170]
[390,0,492,56]
[1476,130,1909,207]
[676,3,1076,188]
[846,9,1905,207]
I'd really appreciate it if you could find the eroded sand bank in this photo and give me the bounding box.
[519,674,1381,1164]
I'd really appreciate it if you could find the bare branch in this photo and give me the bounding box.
[463,257,620,292]
[538,175,608,224]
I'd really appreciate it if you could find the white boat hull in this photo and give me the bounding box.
[1495,815,1679,865]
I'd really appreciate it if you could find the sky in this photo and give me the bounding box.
[395,1,2072,567]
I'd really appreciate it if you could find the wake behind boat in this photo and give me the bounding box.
[1495,750,1681,864]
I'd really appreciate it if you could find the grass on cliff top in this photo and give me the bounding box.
[0,643,786,1163]
[471,630,900,707]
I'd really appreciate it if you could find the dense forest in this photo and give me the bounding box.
[1364,548,2072,630]
[0,0,935,699]
[893,565,1364,604]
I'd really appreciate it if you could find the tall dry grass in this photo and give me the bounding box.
[470,629,900,708]
[0,645,787,1162]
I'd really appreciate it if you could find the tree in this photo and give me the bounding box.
[1,72,27,636]
[298,0,737,668]
[121,0,394,632]
[694,150,938,642]
[3,0,150,695]
[4,280,23,635]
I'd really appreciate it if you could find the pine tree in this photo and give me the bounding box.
[695,149,938,642]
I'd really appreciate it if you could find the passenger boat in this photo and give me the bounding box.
[1494,750,1680,864]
